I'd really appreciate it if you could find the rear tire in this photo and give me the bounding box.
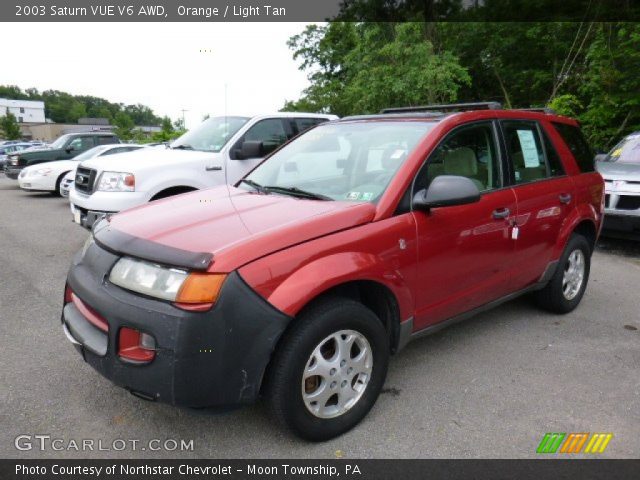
[534,234,591,313]
[266,297,389,441]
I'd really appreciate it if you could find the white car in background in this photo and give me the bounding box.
[69,112,336,228]
[19,144,144,196]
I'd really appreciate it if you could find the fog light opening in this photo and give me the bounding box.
[118,327,156,364]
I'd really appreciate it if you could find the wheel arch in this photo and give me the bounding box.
[149,185,198,201]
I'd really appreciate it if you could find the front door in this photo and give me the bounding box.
[412,121,517,330]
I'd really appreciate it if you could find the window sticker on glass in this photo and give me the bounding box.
[516,130,540,167]
[361,192,374,201]
[346,192,361,200]
[390,149,406,160]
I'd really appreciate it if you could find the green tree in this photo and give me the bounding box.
[0,109,22,140]
[284,22,469,116]
[113,112,135,141]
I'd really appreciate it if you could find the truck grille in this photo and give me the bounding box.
[616,196,640,211]
[75,167,97,194]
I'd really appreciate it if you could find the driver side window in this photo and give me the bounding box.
[232,119,287,159]
[415,122,501,193]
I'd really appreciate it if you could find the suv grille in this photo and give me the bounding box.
[75,167,97,194]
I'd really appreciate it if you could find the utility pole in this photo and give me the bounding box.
[180,109,188,130]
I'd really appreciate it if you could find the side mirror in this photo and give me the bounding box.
[65,145,75,153]
[413,175,481,211]
[594,153,607,163]
[239,140,264,159]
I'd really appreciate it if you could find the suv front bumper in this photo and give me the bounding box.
[62,242,291,408]
[603,187,640,233]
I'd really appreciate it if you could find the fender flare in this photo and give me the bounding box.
[263,251,414,321]
[552,203,599,259]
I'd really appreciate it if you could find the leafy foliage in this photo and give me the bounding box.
[0,85,162,126]
[0,109,22,140]
[284,21,640,150]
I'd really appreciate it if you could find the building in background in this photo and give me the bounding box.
[0,98,46,123]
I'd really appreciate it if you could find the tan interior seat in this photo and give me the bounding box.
[443,147,484,190]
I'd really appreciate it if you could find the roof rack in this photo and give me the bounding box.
[513,107,556,114]
[380,102,502,114]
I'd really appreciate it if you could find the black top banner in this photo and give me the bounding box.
[4,0,640,22]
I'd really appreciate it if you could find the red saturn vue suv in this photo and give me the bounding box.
[61,103,604,441]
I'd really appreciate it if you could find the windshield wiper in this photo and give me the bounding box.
[172,144,194,150]
[239,179,269,194]
[263,186,333,201]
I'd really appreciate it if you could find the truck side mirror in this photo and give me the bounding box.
[239,141,264,160]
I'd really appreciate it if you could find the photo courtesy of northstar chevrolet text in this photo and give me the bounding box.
[0,0,639,478]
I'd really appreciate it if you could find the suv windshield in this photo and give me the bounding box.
[243,121,435,202]
[171,116,249,152]
[49,134,72,149]
[604,134,640,164]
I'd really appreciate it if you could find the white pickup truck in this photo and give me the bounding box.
[69,112,336,228]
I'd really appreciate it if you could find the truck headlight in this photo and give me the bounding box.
[109,257,226,305]
[97,171,135,192]
[9,155,19,165]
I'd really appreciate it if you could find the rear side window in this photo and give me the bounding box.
[552,122,595,172]
[97,136,117,145]
[294,118,327,134]
[501,120,561,183]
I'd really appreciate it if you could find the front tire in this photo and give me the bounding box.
[266,297,389,441]
[534,234,591,313]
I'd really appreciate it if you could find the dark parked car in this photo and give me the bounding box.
[3,132,120,179]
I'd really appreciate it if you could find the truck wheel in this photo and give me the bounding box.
[534,234,591,313]
[266,297,389,441]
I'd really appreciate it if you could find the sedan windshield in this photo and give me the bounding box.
[171,116,249,152]
[604,134,640,164]
[242,121,435,202]
[72,145,112,161]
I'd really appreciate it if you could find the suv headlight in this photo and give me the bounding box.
[109,257,226,305]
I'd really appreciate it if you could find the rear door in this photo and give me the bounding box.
[412,121,517,330]
[499,120,575,290]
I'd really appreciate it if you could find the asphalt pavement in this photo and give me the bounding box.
[0,174,638,459]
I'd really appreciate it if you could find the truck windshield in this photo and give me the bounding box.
[242,121,435,202]
[171,116,249,152]
[604,134,640,164]
[49,135,72,149]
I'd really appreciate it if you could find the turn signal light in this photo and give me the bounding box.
[173,273,226,311]
[118,327,156,364]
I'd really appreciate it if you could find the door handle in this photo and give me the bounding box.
[492,207,510,219]
[205,165,222,171]
[559,193,572,204]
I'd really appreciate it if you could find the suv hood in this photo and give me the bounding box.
[596,161,640,180]
[104,186,376,272]
[80,147,220,172]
